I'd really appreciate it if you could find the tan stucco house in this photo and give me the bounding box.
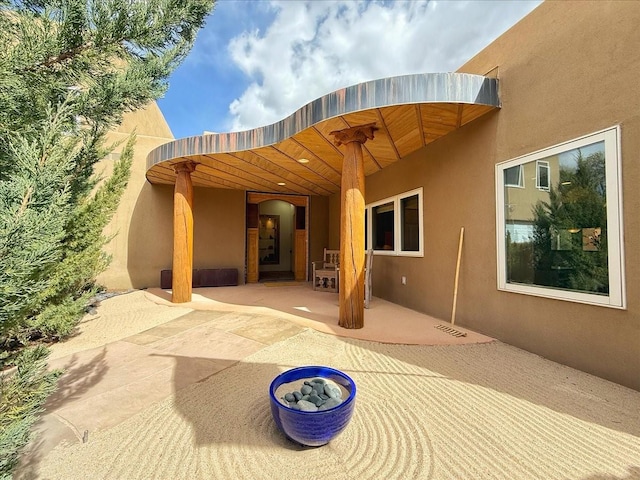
[98,1,640,391]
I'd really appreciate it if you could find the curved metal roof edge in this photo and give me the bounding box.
[147,72,499,170]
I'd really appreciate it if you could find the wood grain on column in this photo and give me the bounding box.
[331,123,377,329]
[246,228,259,283]
[294,229,306,281]
[172,161,196,303]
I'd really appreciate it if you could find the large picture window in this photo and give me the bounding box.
[496,127,625,308]
[366,188,423,256]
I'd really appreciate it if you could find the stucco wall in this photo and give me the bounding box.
[328,193,341,250]
[104,150,328,287]
[364,1,640,390]
[192,188,246,280]
[99,102,248,289]
[98,102,175,289]
[126,185,246,288]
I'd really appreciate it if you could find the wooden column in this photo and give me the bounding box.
[330,123,377,329]
[172,161,196,303]
[246,203,259,283]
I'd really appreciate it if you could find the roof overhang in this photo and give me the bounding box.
[146,72,500,196]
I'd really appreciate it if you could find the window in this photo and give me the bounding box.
[401,195,420,252]
[496,126,625,308]
[536,160,550,191]
[372,201,394,251]
[366,188,423,256]
[505,165,524,187]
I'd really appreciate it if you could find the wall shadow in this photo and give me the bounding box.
[15,348,109,478]
[158,352,304,451]
[580,467,640,480]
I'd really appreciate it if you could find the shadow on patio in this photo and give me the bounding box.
[109,328,640,479]
[145,282,494,346]
[22,287,640,479]
[144,284,640,440]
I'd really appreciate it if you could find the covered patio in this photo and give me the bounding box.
[145,72,500,329]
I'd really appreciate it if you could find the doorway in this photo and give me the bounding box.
[246,192,308,283]
[258,201,293,281]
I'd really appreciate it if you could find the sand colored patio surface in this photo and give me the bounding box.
[16,286,640,479]
[143,283,495,346]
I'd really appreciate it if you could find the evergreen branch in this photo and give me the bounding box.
[17,186,32,217]
[29,40,94,70]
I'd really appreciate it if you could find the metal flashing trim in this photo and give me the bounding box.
[146,72,499,170]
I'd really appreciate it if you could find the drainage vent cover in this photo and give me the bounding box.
[435,324,467,337]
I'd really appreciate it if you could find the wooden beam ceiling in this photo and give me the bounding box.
[147,73,500,196]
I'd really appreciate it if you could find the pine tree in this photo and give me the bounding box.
[0,1,215,476]
[0,346,61,478]
[531,151,609,293]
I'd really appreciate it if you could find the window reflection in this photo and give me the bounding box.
[372,201,394,250]
[401,194,420,251]
[504,140,609,295]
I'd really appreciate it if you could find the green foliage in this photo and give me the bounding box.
[25,136,135,341]
[532,151,609,293]
[0,104,76,335]
[0,0,215,476]
[1,0,215,343]
[505,232,534,284]
[0,346,62,478]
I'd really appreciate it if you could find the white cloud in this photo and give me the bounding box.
[225,0,541,132]
[185,1,276,69]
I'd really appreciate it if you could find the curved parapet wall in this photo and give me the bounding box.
[147,72,500,195]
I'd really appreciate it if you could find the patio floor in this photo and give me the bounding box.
[16,284,640,479]
[145,282,495,346]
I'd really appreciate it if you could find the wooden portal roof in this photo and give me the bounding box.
[146,72,500,196]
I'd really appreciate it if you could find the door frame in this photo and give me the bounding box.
[246,192,309,283]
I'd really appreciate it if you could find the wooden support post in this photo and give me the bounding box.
[330,123,377,329]
[172,161,196,303]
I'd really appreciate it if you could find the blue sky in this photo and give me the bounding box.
[157,0,542,139]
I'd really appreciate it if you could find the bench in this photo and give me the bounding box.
[160,268,238,289]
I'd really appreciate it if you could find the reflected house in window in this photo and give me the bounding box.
[497,127,623,308]
[504,156,559,245]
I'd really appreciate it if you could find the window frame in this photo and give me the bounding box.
[366,187,424,257]
[495,126,625,309]
[536,160,550,191]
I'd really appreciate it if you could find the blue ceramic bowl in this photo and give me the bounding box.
[269,366,356,447]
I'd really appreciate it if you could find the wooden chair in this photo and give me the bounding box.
[312,248,340,292]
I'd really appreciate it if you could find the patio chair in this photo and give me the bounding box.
[364,249,373,309]
[312,249,373,305]
[312,248,340,292]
